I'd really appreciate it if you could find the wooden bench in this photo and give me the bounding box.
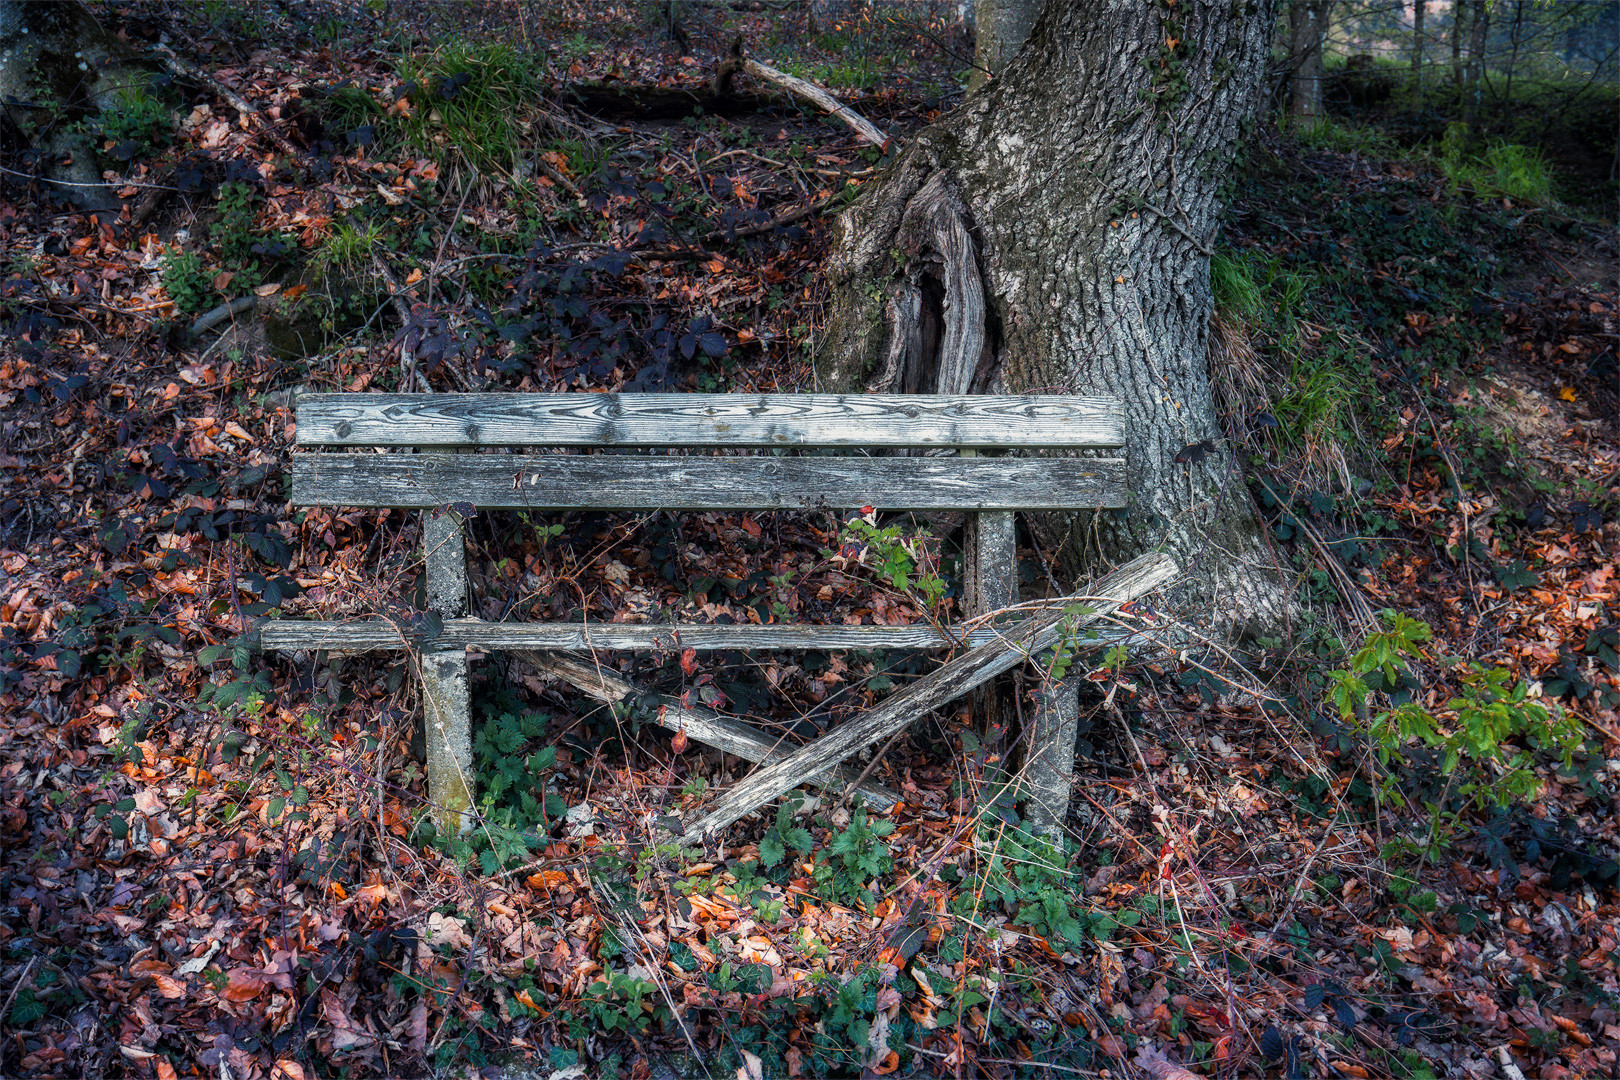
[258,393,1175,840]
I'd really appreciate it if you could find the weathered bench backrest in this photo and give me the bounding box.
[291,393,1128,511]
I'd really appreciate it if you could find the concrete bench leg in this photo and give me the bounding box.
[423,506,473,836]
[422,647,473,836]
[1022,676,1080,840]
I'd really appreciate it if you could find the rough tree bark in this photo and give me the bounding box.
[1288,0,1333,126]
[818,0,1290,640]
[966,0,1045,93]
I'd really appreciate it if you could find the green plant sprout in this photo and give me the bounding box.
[1328,610,1583,852]
[833,514,947,612]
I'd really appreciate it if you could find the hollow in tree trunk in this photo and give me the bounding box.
[818,0,1291,641]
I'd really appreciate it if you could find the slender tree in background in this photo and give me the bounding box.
[1463,0,1490,137]
[1452,0,1466,86]
[1411,0,1425,89]
[1289,0,1333,126]
[818,0,1290,638]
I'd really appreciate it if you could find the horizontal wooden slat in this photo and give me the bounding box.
[289,454,1128,510]
[255,617,1158,654]
[296,393,1125,449]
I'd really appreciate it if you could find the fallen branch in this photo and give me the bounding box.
[532,155,583,199]
[190,295,257,337]
[154,45,301,160]
[520,652,898,812]
[632,189,856,263]
[683,552,1177,839]
[718,37,888,149]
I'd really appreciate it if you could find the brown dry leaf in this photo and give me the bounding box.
[221,967,269,1002]
[151,974,187,1000]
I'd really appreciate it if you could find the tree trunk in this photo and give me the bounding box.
[818,0,1290,641]
[1289,0,1332,127]
[1463,0,1489,140]
[1411,0,1425,92]
[967,0,1046,94]
[1451,1,1465,87]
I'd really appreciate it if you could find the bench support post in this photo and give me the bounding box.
[422,506,474,836]
[1022,678,1080,839]
[963,446,1019,720]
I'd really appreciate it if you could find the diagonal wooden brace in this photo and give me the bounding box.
[516,651,899,811]
[682,552,1177,840]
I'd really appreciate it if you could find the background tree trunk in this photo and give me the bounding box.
[818,0,1290,640]
[966,0,1045,93]
[1451,1,1466,86]
[1411,0,1425,91]
[1289,0,1332,127]
[1463,0,1490,140]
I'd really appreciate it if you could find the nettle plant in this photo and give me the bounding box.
[1328,611,1583,836]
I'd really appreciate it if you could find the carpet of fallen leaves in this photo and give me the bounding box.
[0,3,1616,1079]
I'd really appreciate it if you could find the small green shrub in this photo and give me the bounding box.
[214,181,259,263]
[92,88,174,159]
[162,248,216,314]
[1273,359,1356,452]
[1295,116,1401,158]
[832,514,947,611]
[396,41,546,174]
[1328,611,1584,845]
[1210,250,1264,320]
[811,805,895,909]
[756,797,813,871]
[315,220,386,272]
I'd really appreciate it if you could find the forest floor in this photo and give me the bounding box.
[0,3,1616,1079]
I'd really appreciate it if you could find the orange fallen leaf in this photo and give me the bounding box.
[221,967,269,1002]
[152,974,187,1000]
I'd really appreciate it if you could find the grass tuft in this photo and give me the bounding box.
[396,41,547,176]
[1439,126,1557,206]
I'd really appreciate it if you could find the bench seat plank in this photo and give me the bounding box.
[290,453,1128,511]
[297,393,1126,449]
